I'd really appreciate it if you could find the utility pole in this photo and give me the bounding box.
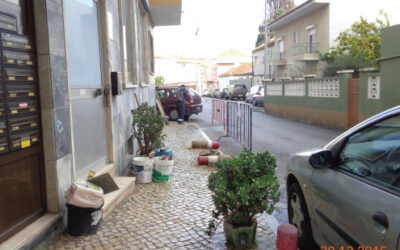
[264,0,269,80]
[195,28,201,94]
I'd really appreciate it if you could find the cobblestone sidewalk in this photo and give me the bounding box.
[44,122,276,249]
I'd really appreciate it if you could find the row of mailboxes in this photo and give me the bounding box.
[0,128,39,153]
[2,32,33,51]
[0,85,37,99]
[2,51,35,66]
[6,85,37,98]
[0,68,36,81]
[0,115,39,133]
[0,14,17,33]
[5,100,39,116]
[0,18,39,154]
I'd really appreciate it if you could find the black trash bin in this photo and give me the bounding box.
[67,203,103,236]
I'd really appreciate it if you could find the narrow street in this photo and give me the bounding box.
[190,98,342,223]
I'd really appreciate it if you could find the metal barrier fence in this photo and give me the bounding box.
[211,99,227,133]
[226,101,252,150]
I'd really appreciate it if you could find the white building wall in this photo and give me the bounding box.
[155,58,202,84]
[219,76,237,89]
[253,50,264,77]
[155,58,180,83]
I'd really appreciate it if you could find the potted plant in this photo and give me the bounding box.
[131,102,165,156]
[207,149,280,248]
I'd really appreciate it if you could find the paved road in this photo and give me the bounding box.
[190,98,342,224]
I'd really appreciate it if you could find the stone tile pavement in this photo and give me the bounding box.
[42,122,276,249]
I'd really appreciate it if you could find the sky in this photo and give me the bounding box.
[154,0,268,58]
[153,0,398,59]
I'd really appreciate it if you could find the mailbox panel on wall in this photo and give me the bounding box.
[111,71,122,95]
[0,27,40,153]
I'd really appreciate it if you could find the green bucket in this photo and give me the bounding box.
[153,157,173,183]
[153,169,171,183]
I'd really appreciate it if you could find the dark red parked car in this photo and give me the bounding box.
[156,86,203,121]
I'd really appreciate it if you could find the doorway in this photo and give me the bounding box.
[348,78,360,128]
[64,0,108,177]
[0,0,45,243]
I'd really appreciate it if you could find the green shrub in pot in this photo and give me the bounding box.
[207,149,280,247]
[131,102,165,156]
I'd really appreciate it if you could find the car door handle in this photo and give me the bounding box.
[372,211,389,229]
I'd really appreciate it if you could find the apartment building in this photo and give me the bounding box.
[266,0,399,79]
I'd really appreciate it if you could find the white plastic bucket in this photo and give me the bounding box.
[153,157,174,183]
[133,157,154,184]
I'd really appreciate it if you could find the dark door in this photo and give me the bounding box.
[0,0,45,243]
[348,78,359,128]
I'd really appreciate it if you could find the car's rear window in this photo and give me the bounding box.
[250,86,259,93]
[188,88,199,97]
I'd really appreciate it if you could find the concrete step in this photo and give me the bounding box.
[102,176,135,218]
[96,163,115,177]
[0,213,61,250]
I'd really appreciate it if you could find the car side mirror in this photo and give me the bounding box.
[309,150,333,169]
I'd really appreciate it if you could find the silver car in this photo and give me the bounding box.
[246,85,263,103]
[286,106,400,249]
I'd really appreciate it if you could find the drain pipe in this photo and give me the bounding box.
[264,0,269,80]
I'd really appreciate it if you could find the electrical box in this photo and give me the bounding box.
[111,72,122,96]
[368,76,380,100]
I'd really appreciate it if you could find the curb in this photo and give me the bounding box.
[190,121,281,237]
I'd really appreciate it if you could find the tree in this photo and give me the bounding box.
[255,24,266,47]
[255,0,294,46]
[322,14,390,68]
[155,75,165,86]
[267,0,294,22]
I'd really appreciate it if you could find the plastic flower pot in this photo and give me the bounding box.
[223,219,257,248]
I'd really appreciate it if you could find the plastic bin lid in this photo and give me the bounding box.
[67,179,104,209]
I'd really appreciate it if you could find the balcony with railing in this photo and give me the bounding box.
[291,42,320,61]
[267,51,286,66]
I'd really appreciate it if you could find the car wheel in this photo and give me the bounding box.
[168,108,179,121]
[288,182,316,250]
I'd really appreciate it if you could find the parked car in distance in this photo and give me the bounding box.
[228,84,247,100]
[252,86,264,107]
[286,106,400,249]
[156,86,202,121]
[210,88,220,98]
[246,85,263,103]
[219,88,229,99]
[202,89,210,97]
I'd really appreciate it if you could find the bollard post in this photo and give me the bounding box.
[277,224,298,250]
[192,140,220,149]
[198,155,218,165]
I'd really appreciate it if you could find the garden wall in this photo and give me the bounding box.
[264,73,352,130]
